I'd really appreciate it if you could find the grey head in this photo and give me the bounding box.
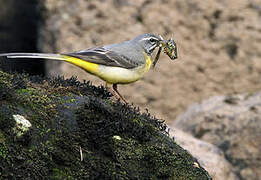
[99,33,164,67]
[130,33,163,55]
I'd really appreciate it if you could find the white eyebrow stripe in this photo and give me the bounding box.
[139,37,159,42]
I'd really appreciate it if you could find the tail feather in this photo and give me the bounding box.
[0,53,66,61]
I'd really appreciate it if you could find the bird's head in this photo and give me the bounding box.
[131,33,178,67]
[131,33,163,55]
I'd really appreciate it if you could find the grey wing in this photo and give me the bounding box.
[62,47,139,69]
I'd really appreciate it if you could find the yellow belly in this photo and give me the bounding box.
[62,54,152,84]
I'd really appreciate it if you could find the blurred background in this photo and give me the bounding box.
[0,0,261,179]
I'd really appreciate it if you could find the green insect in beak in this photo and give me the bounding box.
[152,37,178,68]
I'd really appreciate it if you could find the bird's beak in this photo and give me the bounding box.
[157,35,164,47]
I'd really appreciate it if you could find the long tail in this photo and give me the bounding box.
[0,52,101,76]
[0,53,66,61]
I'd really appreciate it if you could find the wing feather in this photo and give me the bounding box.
[62,47,138,69]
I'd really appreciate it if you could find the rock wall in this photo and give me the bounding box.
[40,0,261,122]
[173,92,261,180]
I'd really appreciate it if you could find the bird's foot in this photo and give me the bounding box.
[105,83,127,104]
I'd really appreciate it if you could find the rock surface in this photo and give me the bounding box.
[0,70,211,179]
[39,0,261,122]
[170,128,238,180]
[174,92,261,180]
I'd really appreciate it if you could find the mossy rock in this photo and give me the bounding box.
[0,69,211,179]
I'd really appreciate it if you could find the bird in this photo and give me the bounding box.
[0,33,177,103]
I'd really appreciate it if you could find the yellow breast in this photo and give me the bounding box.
[143,53,152,73]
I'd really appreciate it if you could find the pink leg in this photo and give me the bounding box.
[105,83,127,103]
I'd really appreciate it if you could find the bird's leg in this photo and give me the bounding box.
[105,82,118,98]
[105,83,127,103]
[112,84,127,103]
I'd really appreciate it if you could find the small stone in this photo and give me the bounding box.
[13,114,32,137]
[113,135,121,140]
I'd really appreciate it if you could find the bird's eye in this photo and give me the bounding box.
[149,38,157,43]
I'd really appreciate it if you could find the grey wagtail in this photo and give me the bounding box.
[0,33,177,102]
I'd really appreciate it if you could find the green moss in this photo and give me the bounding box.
[0,105,16,132]
[0,142,8,159]
[0,130,5,143]
[0,130,8,160]
[0,69,211,179]
[73,98,211,179]
[16,87,54,110]
[51,167,74,180]
[132,117,144,127]
[0,71,14,100]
